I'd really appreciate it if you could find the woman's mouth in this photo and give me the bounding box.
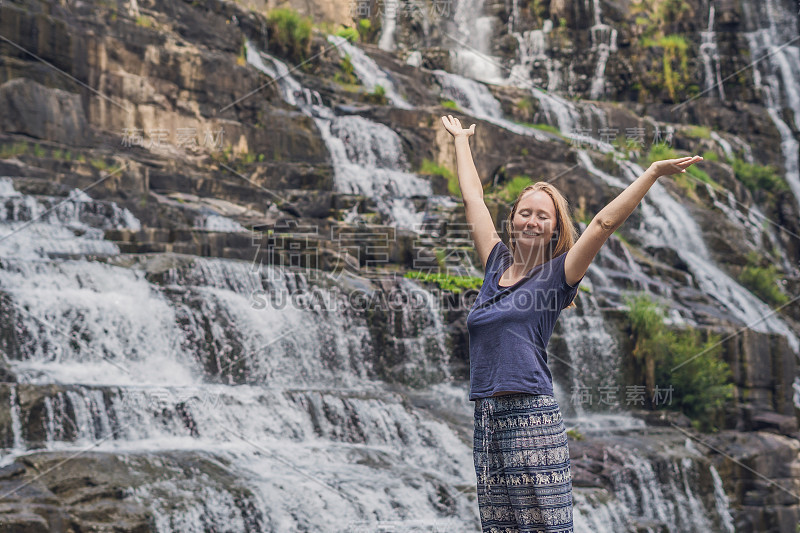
[521,230,541,237]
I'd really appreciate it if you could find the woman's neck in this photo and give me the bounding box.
[510,245,550,276]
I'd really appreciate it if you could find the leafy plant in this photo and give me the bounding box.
[685,125,711,139]
[656,34,689,101]
[366,84,388,105]
[625,293,734,432]
[335,26,359,43]
[731,158,788,193]
[404,270,483,294]
[266,7,312,63]
[334,53,358,85]
[739,251,789,306]
[419,159,458,197]
[495,175,533,203]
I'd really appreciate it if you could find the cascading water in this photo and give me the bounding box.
[741,0,800,208]
[0,178,479,531]
[699,2,726,101]
[245,40,436,230]
[327,35,412,110]
[449,0,504,83]
[433,69,549,140]
[588,0,618,100]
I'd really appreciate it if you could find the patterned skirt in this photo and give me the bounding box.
[473,393,573,533]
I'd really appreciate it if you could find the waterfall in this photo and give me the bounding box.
[377,0,398,51]
[557,276,621,419]
[449,0,504,83]
[245,40,436,230]
[193,213,248,232]
[710,465,736,533]
[741,0,800,209]
[589,0,618,100]
[9,385,24,451]
[509,19,564,94]
[699,2,726,101]
[327,35,413,110]
[0,177,479,530]
[0,177,139,259]
[433,69,549,139]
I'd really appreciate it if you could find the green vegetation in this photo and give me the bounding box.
[90,158,109,171]
[685,125,711,139]
[739,251,789,306]
[357,18,375,43]
[366,84,388,105]
[640,142,718,199]
[0,142,29,159]
[515,122,561,136]
[335,26,359,43]
[419,159,459,197]
[566,429,584,440]
[656,34,689,102]
[701,150,718,162]
[266,7,312,63]
[210,146,263,172]
[731,157,788,193]
[404,270,483,293]
[1,142,83,163]
[135,15,154,28]
[334,53,358,85]
[236,38,247,67]
[440,99,460,110]
[494,175,533,203]
[613,136,643,160]
[625,292,734,432]
[515,96,532,114]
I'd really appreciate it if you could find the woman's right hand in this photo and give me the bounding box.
[441,115,476,139]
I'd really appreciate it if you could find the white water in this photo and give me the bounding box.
[0,177,140,259]
[0,179,478,531]
[193,213,248,232]
[433,69,548,140]
[449,0,504,83]
[742,0,800,208]
[699,3,726,101]
[327,35,412,110]
[592,155,799,353]
[589,0,618,100]
[377,0,397,51]
[710,465,736,533]
[245,40,433,230]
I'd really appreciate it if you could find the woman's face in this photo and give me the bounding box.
[512,190,557,253]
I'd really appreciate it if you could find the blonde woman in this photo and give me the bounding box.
[441,114,702,532]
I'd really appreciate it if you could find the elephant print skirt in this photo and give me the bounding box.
[473,393,573,533]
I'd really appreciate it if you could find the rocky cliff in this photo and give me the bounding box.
[1,0,800,530]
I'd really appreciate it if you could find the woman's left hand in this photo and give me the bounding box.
[650,155,703,177]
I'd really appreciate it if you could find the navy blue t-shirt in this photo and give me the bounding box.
[466,240,583,401]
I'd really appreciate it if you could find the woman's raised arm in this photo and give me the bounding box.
[564,155,703,286]
[441,115,501,270]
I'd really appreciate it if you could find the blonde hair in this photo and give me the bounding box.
[504,181,580,309]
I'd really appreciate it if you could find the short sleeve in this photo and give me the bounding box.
[482,240,507,280]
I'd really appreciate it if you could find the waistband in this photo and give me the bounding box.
[474,393,557,412]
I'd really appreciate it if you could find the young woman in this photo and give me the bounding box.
[441,114,702,532]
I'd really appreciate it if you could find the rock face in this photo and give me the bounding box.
[0,79,90,146]
[1,0,800,530]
